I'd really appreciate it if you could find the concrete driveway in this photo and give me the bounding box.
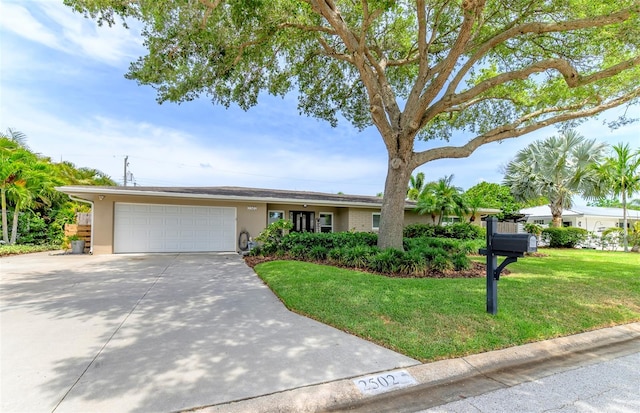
[0,252,417,413]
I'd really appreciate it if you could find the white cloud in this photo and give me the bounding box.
[0,2,62,50]
[0,1,143,66]
[0,83,386,193]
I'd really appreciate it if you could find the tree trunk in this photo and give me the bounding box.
[377,159,412,250]
[10,202,20,245]
[550,200,563,228]
[1,189,8,244]
[622,191,629,252]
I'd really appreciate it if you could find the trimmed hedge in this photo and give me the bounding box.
[541,227,588,248]
[252,231,483,276]
[403,223,485,240]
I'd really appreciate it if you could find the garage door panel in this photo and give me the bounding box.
[114,203,236,253]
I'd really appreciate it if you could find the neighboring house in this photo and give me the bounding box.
[521,205,640,234]
[56,186,498,255]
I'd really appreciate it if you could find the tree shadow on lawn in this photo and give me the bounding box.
[0,253,416,413]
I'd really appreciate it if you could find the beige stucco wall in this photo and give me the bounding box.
[346,208,378,232]
[91,195,267,254]
[334,208,349,232]
[403,211,435,226]
[266,203,347,232]
[87,193,487,254]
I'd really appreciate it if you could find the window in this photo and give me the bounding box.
[533,219,545,225]
[442,216,461,225]
[319,213,333,233]
[372,213,381,230]
[268,210,284,225]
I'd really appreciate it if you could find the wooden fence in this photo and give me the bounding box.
[76,213,92,225]
[64,224,91,253]
[480,221,522,234]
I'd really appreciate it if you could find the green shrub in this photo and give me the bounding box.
[289,245,308,260]
[15,211,49,245]
[398,250,428,276]
[370,248,404,274]
[281,231,377,252]
[403,223,484,240]
[403,223,436,238]
[452,252,471,271]
[541,227,588,248]
[308,245,329,261]
[341,245,377,268]
[443,223,485,240]
[430,254,452,272]
[328,246,348,263]
[255,219,293,254]
[255,229,478,276]
[524,222,543,238]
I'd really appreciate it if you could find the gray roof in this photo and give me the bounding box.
[521,205,640,219]
[56,185,402,208]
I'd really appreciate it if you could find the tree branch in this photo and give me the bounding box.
[410,90,639,168]
[406,1,484,131]
[425,55,640,124]
[279,22,337,35]
[316,37,354,62]
[446,6,638,96]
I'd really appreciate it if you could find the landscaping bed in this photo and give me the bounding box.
[244,255,487,278]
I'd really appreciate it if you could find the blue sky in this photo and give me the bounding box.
[1,1,639,199]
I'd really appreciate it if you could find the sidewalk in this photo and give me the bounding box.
[195,322,640,413]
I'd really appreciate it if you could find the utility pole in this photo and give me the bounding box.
[123,155,129,186]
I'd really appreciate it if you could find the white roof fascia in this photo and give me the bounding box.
[56,186,390,209]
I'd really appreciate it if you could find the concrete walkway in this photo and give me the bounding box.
[0,252,417,413]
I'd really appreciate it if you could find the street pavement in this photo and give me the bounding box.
[419,352,640,413]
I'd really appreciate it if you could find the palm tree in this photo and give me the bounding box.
[594,143,640,252]
[407,172,425,201]
[0,136,34,244]
[414,192,438,223]
[52,161,117,186]
[416,175,467,225]
[1,131,66,244]
[503,130,608,227]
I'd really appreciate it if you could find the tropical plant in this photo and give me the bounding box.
[416,175,468,225]
[523,223,543,239]
[1,129,117,245]
[407,172,425,201]
[503,130,608,227]
[593,143,640,252]
[6,160,62,245]
[1,134,39,244]
[413,192,438,224]
[65,0,640,251]
[254,218,294,254]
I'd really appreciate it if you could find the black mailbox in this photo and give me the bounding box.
[480,217,537,315]
[491,233,537,255]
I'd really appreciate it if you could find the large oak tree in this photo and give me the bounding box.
[65,0,640,249]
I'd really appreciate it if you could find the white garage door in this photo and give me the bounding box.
[114,203,236,253]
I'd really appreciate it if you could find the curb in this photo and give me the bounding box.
[189,322,640,413]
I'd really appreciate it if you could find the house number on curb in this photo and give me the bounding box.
[353,369,418,396]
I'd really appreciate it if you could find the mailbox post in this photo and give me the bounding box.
[480,217,537,315]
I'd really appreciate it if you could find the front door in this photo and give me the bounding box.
[291,211,315,232]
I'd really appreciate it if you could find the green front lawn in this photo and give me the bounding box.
[254,249,640,362]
